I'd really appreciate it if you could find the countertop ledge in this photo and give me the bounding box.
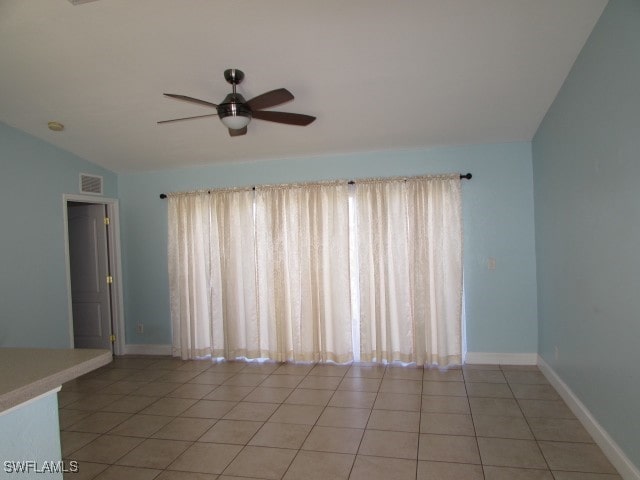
[0,348,112,413]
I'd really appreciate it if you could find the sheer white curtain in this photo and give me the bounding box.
[255,183,352,362]
[168,192,214,359]
[168,189,258,359]
[356,175,463,366]
[168,183,352,362]
[168,175,462,366]
[211,189,260,359]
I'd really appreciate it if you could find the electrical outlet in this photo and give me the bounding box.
[487,257,496,270]
[136,323,144,334]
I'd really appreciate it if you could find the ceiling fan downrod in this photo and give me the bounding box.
[218,69,251,129]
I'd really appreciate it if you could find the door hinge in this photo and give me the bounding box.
[104,217,110,225]
[109,334,116,343]
[106,275,113,284]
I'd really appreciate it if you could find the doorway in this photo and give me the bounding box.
[63,195,124,354]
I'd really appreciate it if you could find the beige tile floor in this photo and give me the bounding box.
[58,358,622,480]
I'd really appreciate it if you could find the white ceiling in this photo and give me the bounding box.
[0,0,607,173]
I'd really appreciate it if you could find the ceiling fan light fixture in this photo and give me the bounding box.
[219,110,251,130]
[218,96,252,130]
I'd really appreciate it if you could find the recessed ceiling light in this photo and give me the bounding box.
[48,121,64,132]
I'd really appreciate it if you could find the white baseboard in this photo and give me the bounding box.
[465,352,538,365]
[537,355,640,480]
[123,344,172,356]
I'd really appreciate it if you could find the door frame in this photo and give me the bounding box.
[62,194,125,355]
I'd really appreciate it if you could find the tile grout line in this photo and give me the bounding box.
[346,363,386,480]
[416,366,425,480]
[461,366,486,479]
[500,364,554,476]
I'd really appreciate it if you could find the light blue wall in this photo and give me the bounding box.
[533,0,640,469]
[0,122,117,348]
[119,142,538,355]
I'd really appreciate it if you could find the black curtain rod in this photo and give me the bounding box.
[159,173,472,199]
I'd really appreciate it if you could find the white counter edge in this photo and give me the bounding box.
[0,349,112,413]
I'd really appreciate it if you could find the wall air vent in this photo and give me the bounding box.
[68,0,101,5]
[80,173,103,195]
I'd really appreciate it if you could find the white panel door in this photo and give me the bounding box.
[68,203,112,349]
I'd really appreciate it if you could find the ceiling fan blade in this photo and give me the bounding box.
[163,93,218,108]
[252,110,316,126]
[157,113,219,124]
[229,126,248,137]
[246,88,294,111]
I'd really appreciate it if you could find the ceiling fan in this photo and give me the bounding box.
[158,69,316,136]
